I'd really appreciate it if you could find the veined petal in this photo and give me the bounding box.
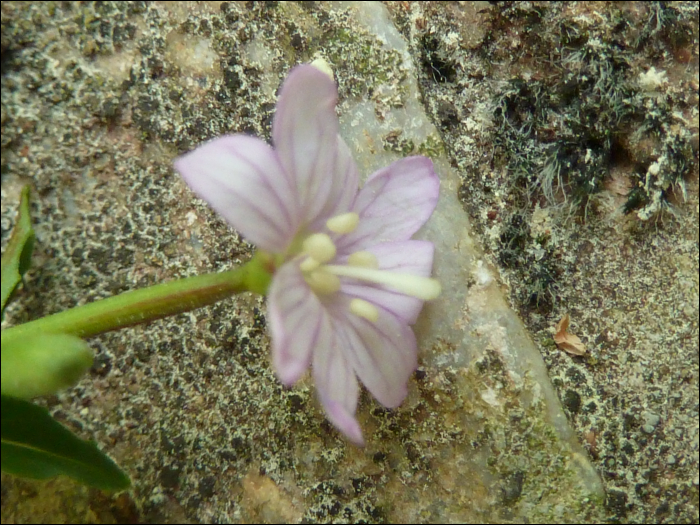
[306,137,360,233]
[312,330,364,446]
[340,240,435,324]
[331,139,361,215]
[272,65,358,226]
[268,261,329,385]
[331,302,418,408]
[336,157,439,253]
[175,135,298,252]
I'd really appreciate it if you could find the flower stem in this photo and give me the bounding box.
[1,254,272,342]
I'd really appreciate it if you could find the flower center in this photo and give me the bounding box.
[298,213,441,321]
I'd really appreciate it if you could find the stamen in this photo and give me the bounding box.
[349,298,378,322]
[326,212,359,234]
[325,265,441,301]
[347,251,378,268]
[302,233,336,264]
[299,256,320,272]
[305,269,341,295]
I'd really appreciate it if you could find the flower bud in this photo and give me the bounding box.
[1,333,93,399]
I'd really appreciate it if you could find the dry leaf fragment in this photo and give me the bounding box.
[554,313,586,356]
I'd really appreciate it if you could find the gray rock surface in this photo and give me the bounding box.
[2,1,697,523]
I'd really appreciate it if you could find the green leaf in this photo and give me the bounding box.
[1,185,35,316]
[1,395,130,490]
[1,332,94,399]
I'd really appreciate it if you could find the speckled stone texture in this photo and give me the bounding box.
[2,2,697,523]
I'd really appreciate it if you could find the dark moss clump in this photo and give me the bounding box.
[305,479,384,523]
[492,39,628,212]
[420,34,458,84]
[476,2,697,318]
[74,1,143,56]
[634,1,695,56]
[490,5,695,220]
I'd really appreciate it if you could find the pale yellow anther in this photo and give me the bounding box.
[299,256,320,272]
[349,298,379,322]
[326,212,359,234]
[302,233,336,264]
[347,251,378,268]
[305,270,341,295]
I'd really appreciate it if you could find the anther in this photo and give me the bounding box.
[305,270,341,295]
[299,257,320,272]
[347,251,378,268]
[349,298,379,322]
[302,233,336,264]
[326,212,359,234]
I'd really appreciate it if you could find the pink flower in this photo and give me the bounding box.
[175,64,440,445]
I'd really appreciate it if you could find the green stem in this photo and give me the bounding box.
[1,254,272,342]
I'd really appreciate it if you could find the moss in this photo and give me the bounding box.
[420,34,458,84]
[317,11,407,100]
[73,1,140,56]
[484,4,695,225]
[382,130,415,156]
[416,134,445,159]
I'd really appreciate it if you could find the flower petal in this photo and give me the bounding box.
[330,302,417,408]
[272,65,358,226]
[305,137,360,233]
[340,240,435,324]
[268,261,329,385]
[312,329,364,446]
[336,157,439,253]
[175,135,298,252]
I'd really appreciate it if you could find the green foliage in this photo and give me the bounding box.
[1,395,130,490]
[1,185,35,317]
[1,333,93,399]
[0,185,127,490]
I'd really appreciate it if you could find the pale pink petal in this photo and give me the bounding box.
[340,240,434,324]
[312,328,364,446]
[306,137,360,232]
[330,303,418,408]
[336,157,439,253]
[329,138,361,216]
[272,65,358,226]
[175,135,298,252]
[268,261,330,385]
